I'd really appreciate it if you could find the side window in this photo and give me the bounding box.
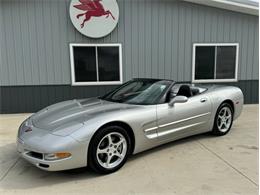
[166,84,187,102]
[166,84,206,103]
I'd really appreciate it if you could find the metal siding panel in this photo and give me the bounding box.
[246,19,254,80]
[144,0,152,78]
[27,1,40,85]
[9,87,17,113]
[21,86,29,112]
[235,15,243,80]
[0,87,2,113]
[40,86,49,109]
[117,0,125,80]
[245,81,252,104]
[12,1,25,85]
[198,6,205,42]
[35,0,48,84]
[204,9,212,42]
[151,0,159,78]
[51,1,63,84]
[124,0,132,81]
[18,1,29,85]
[0,2,5,86]
[158,1,166,79]
[191,5,198,42]
[0,0,258,88]
[43,2,55,84]
[30,86,37,112]
[251,81,259,103]
[138,0,145,78]
[164,1,173,80]
[229,14,237,42]
[217,10,225,42]
[238,81,247,103]
[4,88,11,113]
[223,12,231,42]
[23,0,34,85]
[210,11,218,42]
[172,2,179,80]
[3,1,17,85]
[48,86,57,105]
[59,0,71,85]
[252,20,259,80]
[131,1,139,78]
[184,4,192,81]
[178,3,185,81]
[1,88,5,113]
[241,16,249,80]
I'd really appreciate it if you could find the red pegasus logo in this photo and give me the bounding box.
[73,0,115,28]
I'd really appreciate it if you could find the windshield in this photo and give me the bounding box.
[100,80,172,105]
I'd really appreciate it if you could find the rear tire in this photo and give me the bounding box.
[88,125,131,174]
[212,103,233,136]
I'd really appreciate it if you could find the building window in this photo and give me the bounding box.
[70,43,123,86]
[192,43,239,83]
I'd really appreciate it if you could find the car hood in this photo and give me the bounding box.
[31,98,134,134]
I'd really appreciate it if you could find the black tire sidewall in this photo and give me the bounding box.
[212,103,234,136]
[88,125,131,174]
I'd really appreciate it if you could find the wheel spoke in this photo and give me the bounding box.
[222,108,227,116]
[106,155,112,167]
[218,115,224,120]
[107,134,113,145]
[219,121,224,129]
[113,151,123,159]
[97,148,107,155]
[115,138,124,148]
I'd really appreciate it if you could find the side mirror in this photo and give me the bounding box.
[168,96,188,107]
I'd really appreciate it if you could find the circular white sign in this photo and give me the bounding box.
[69,0,119,38]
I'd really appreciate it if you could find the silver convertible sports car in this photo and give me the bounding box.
[17,78,243,174]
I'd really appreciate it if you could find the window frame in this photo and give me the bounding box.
[192,43,239,83]
[69,43,123,86]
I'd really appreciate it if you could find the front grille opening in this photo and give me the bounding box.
[26,151,43,159]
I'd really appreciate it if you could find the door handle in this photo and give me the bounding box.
[200,98,207,103]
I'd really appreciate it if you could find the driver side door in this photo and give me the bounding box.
[156,94,212,142]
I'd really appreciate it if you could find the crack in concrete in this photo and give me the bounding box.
[197,141,258,187]
[0,157,20,182]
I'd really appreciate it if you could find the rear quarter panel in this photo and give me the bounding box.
[206,85,244,130]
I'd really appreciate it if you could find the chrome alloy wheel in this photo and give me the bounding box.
[96,132,127,169]
[217,107,232,132]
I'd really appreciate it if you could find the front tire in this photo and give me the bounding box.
[88,125,131,174]
[212,103,233,136]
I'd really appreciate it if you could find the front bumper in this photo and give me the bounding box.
[17,135,89,171]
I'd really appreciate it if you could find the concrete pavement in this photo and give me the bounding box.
[0,105,258,195]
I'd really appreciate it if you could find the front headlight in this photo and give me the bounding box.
[44,152,71,161]
[18,120,32,137]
